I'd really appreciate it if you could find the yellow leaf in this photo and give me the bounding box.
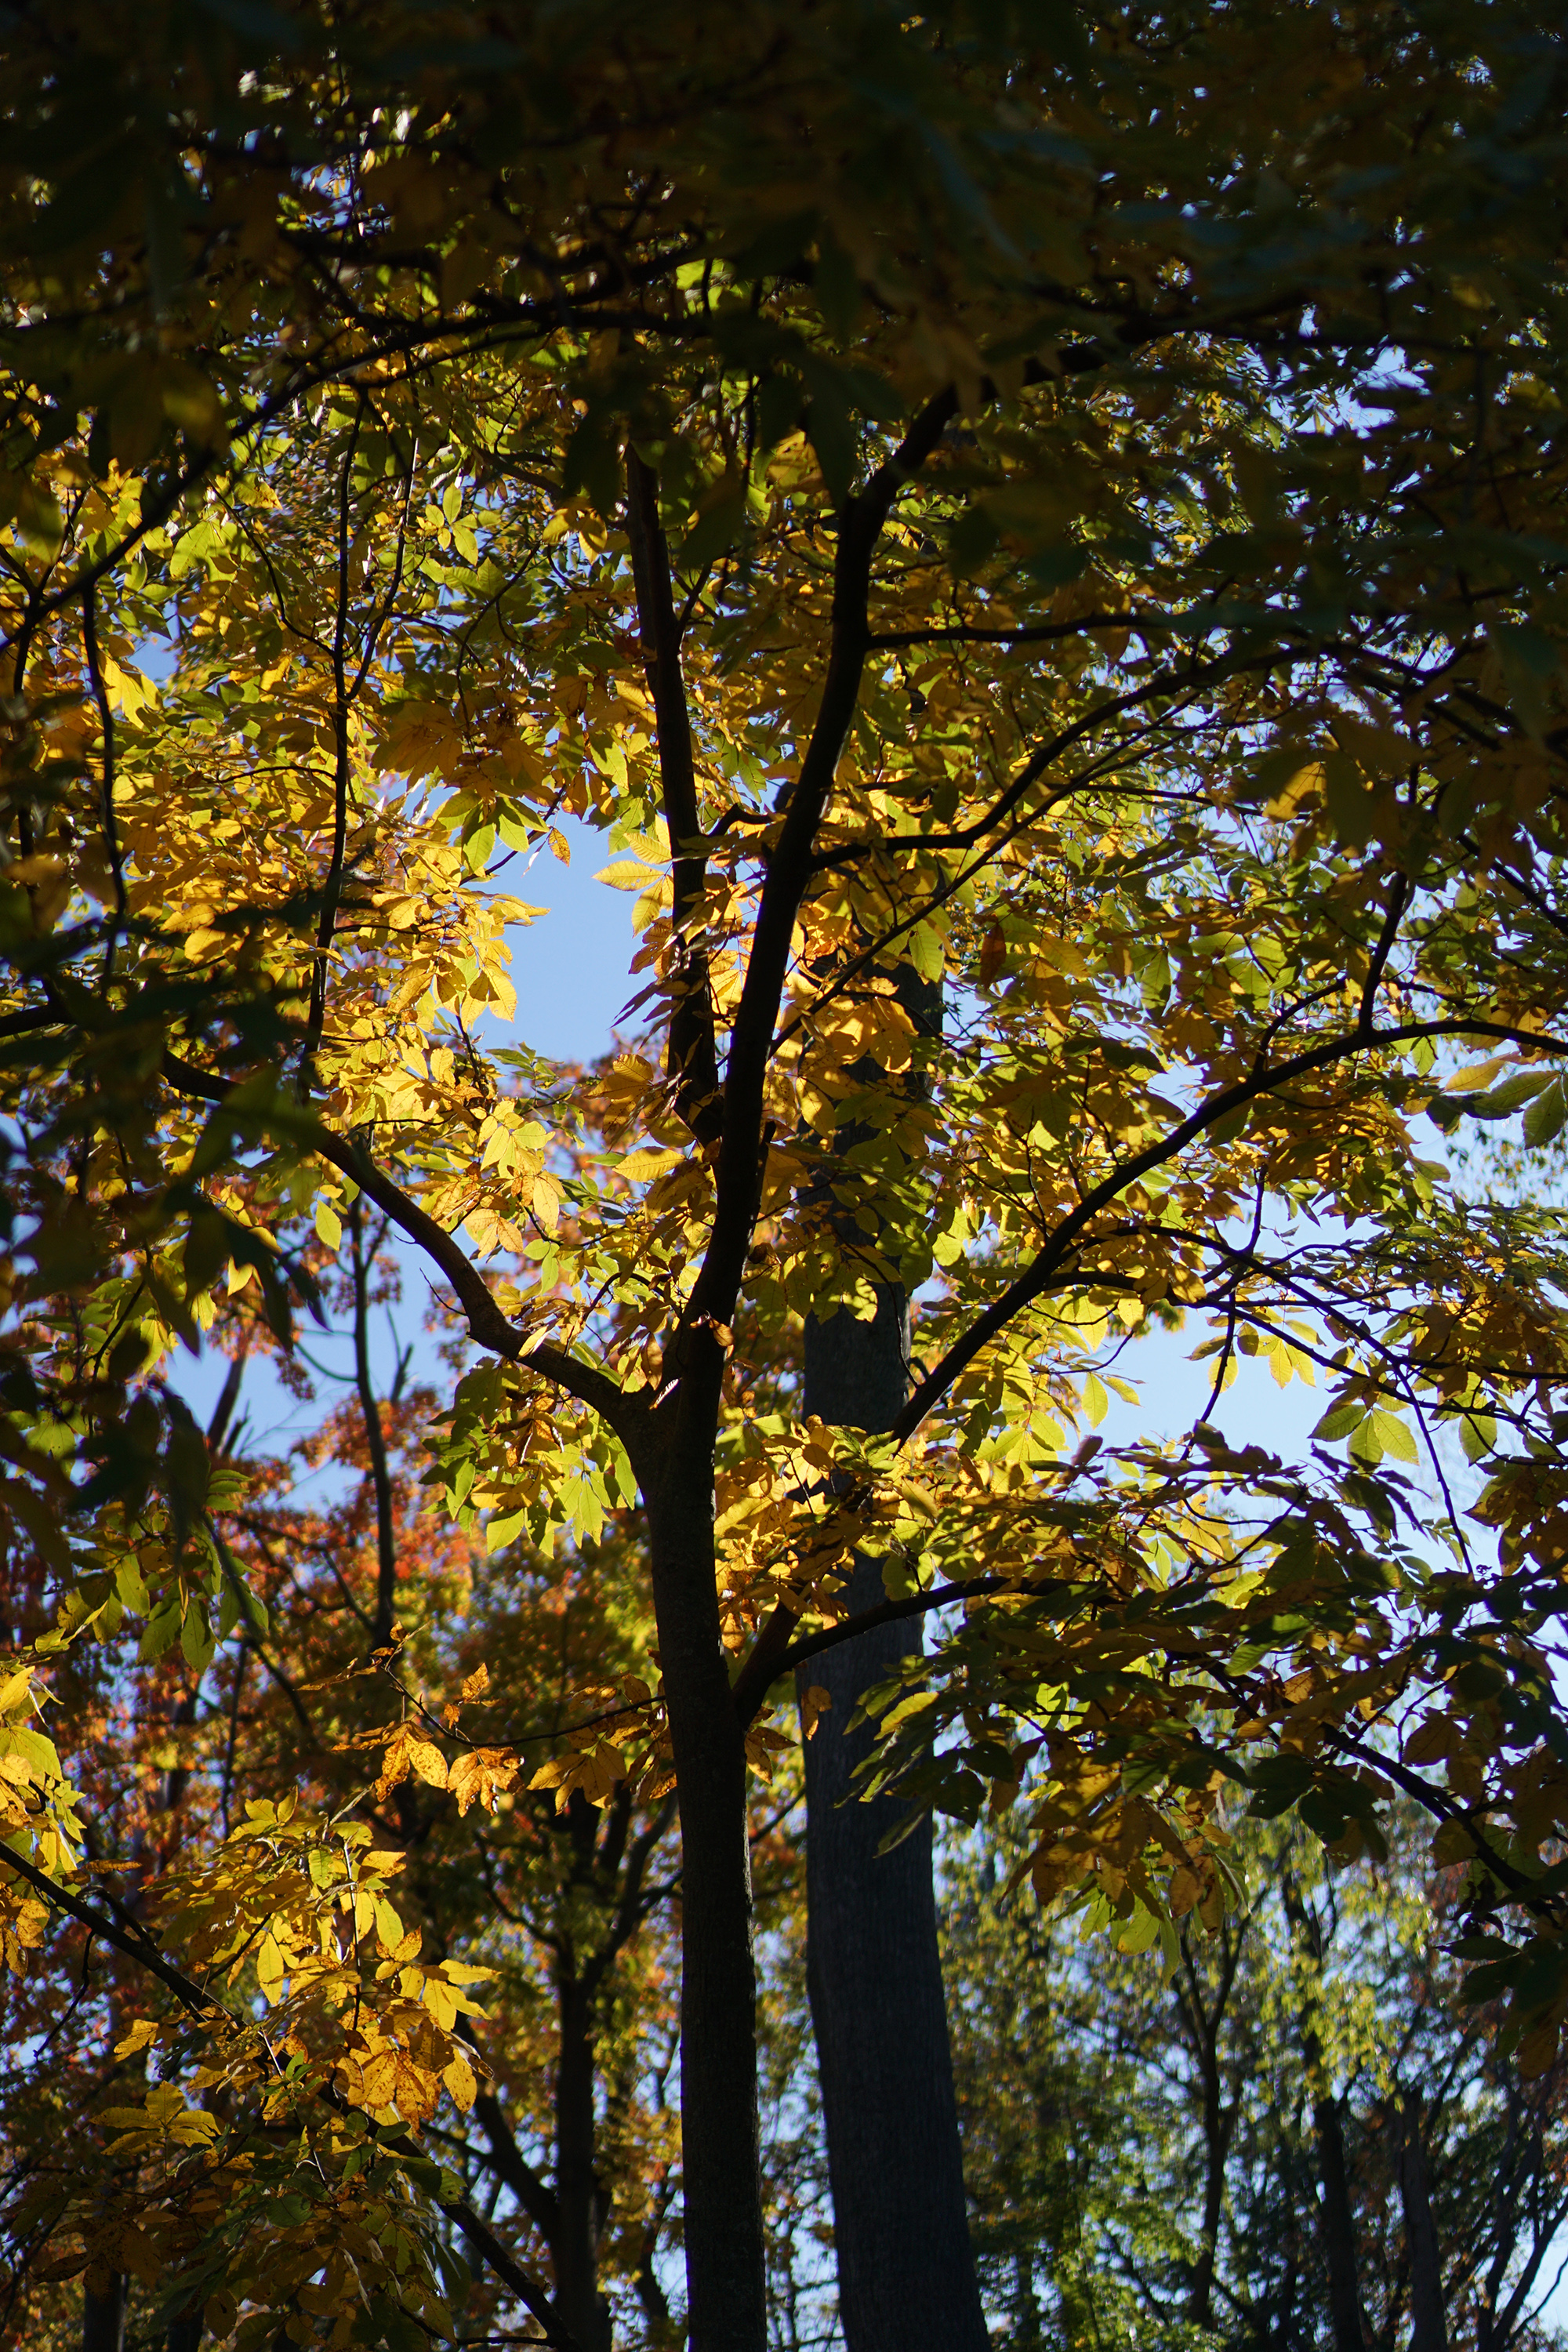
[443,2048,477,2111]
[423,1975,458,2029]
[360,2049,399,2107]
[1445,1055,1511,1093]
[531,1174,561,1232]
[406,1737,448,1788]
[619,1148,683,1181]
[593,858,662,891]
[800,1686,832,1740]
[1168,1866,1201,1918]
[448,1747,519,1817]
[1519,2020,1560,2080]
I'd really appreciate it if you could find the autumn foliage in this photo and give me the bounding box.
[2,3,1568,2348]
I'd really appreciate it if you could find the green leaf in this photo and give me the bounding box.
[1351,1409,1417,1466]
[181,1599,215,1670]
[1312,1396,1367,1443]
[908,923,945,984]
[1525,1079,1568,1147]
[1460,1410,1497,1464]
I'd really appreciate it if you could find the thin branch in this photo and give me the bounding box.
[157,1052,634,1439]
[439,2199,584,2352]
[890,1014,1568,1447]
[0,1842,226,2025]
[79,584,128,991]
[303,403,364,1069]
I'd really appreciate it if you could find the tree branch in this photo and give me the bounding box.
[158,1053,635,1442]
[681,387,960,1363]
[468,2083,563,2245]
[349,1198,400,1649]
[890,1014,1568,1446]
[731,1573,1069,1729]
[0,1843,226,2025]
[441,2198,584,2352]
[626,446,723,1145]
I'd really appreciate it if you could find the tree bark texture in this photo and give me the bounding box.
[1399,2098,1450,2352]
[82,2276,125,2352]
[646,1414,767,2352]
[1312,2089,1367,2352]
[799,1287,990,2352]
[555,1975,614,2352]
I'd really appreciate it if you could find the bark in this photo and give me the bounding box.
[646,1398,767,2352]
[166,2308,203,2352]
[350,1200,398,1650]
[82,2277,124,2352]
[1312,2089,1367,2352]
[555,1973,613,2352]
[1399,2098,1449,2352]
[798,1286,989,2352]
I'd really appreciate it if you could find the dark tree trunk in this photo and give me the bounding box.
[799,1286,989,2352]
[555,1975,614,2352]
[1399,2099,1449,2352]
[1312,2090,1367,2352]
[82,2277,124,2352]
[646,1406,767,2352]
[167,2307,203,2352]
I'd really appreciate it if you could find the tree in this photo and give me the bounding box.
[943,1807,1568,2352]
[3,5,1568,2350]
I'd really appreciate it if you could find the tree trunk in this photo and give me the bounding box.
[1282,1871,1366,2352]
[555,1973,614,2352]
[1312,2090,1367,2352]
[646,1414,767,2352]
[1399,2098,1449,2352]
[1189,2040,1226,2324]
[167,2308,203,2352]
[82,2277,124,2352]
[798,1286,990,2352]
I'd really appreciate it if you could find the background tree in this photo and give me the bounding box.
[944,1807,1568,2352]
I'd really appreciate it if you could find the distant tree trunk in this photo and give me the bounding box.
[799,1284,990,2352]
[555,1971,614,2352]
[1399,2097,1449,2352]
[167,2307,203,2352]
[1311,2089,1367,2352]
[82,2277,124,2352]
[1282,1870,1366,2352]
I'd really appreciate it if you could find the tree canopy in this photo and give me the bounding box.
[4,3,1568,2347]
